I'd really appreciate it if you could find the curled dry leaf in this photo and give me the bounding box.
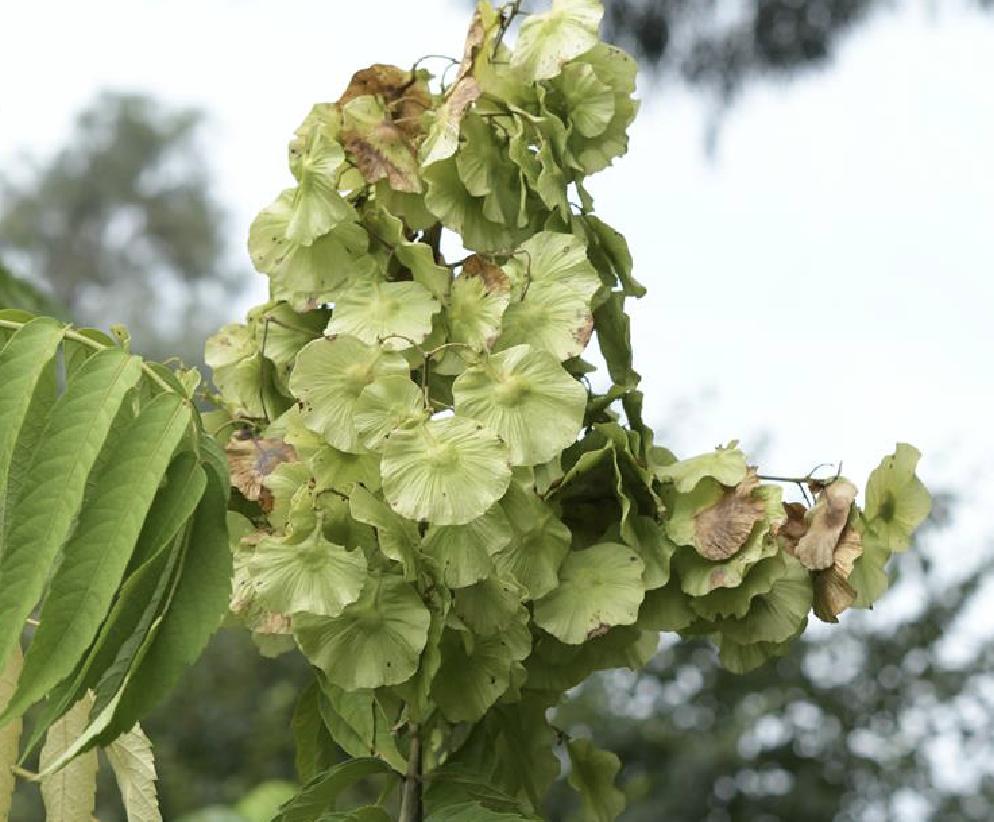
[795,479,858,570]
[337,63,431,140]
[462,254,510,293]
[693,471,767,561]
[456,6,487,84]
[778,501,807,557]
[813,525,863,622]
[226,433,297,511]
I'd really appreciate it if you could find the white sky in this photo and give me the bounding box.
[2,0,992,575]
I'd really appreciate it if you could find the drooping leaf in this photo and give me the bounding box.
[0,346,141,676]
[492,483,571,600]
[273,758,397,822]
[105,723,163,822]
[534,543,645,645]
[566,738,626,822]
[295,574,430,690]
[2,393,190,724]
[0,643,21,819]
[39,693,98,822]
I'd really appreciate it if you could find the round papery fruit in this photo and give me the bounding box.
[325,279,440,351]
[248,526,366,618]
[353,374,427,450]
[380,416,512,525]
[288,335,409,453]
[452,344,586,466]
[294,574,430,690]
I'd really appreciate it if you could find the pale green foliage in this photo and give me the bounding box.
[105,724,163,822]
[39,694,98,822]
[203,3,932,811]
[0,644,21,819]
[0,312,231,803]
[0,1,931,819]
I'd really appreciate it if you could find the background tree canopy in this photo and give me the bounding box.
[599,0,994,98]
[0,92,244,363]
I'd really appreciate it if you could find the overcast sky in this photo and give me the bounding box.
[2,0,992,580]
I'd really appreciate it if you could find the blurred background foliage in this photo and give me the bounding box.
[2,2,992,820]
[0,92,245,365]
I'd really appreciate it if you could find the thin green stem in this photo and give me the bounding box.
[0,319,179,397]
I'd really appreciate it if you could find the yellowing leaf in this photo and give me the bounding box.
[40,693,98,822]
[0,643,22,820]
[105,723,163,822]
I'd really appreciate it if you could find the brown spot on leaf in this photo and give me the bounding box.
[572,311,594,349]
[586,623,611,640]
[226,435,297,512]
[795,479,857,570]
[693,471,767,561]
[462,254,510,293]
[342,122,421,193]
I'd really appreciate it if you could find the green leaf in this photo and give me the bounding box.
[317,680,406,773]
[291,681,338,784]
[380,417,512,525]
[593,293,639,388]
[422,503,512,588]
[498,280,594,361]
[348,484,420,577]
[105,723,163,822]
[1,347,142,677]
[274,758,397,822]
[654,443,748,493]
[567,738,626,822]
[249,190,377,311]
[712,555,813,645]
[2,392,189,724]
[295,574,430,690]
[21,459,201,758]
[511,0,603,82]
[0,644,21,820]
[426,802,535,821]
[432,620,531,723]
[453,575,527,637]
[107,468,233,739]
[289,336,409,453]
[534,543,645,645]
[249,525,367,617]
[453,344,587,466]
[0,316,63,551]
[326,280,441,351]
[864,443,931,552]
[285,133,355,244]
[39,693,99,822]
[492,483,571,600]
